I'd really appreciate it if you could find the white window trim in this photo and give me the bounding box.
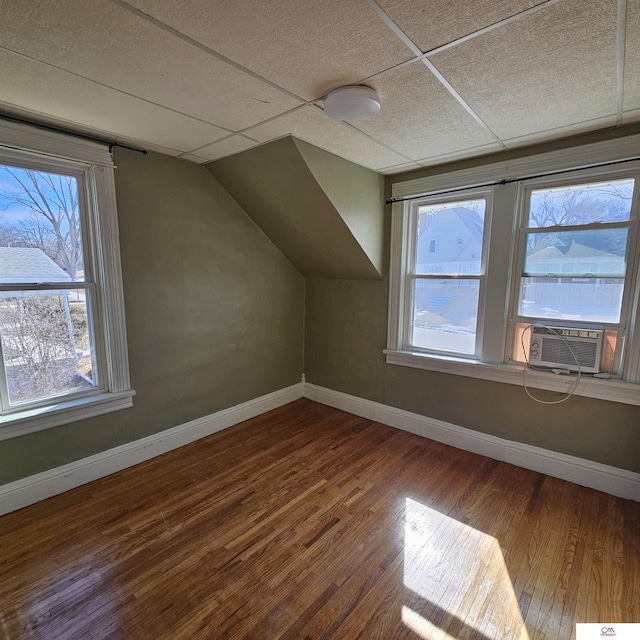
[388,133,640,406]
[398,189,493,359]
[0,120,134,440]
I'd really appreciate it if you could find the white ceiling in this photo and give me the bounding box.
[0,0,637,174]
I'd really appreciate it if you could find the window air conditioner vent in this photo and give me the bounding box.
[528,326,602,373]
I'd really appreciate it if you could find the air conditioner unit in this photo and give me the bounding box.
[528,326,603,373]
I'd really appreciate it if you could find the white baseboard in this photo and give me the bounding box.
[0,383,304,516]
[304,383,640,503]
[2,380,637,516]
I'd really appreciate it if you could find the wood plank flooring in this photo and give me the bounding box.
[0,399,638,639]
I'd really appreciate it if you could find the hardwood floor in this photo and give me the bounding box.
[1,399,638,639]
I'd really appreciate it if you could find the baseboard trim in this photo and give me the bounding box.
[304,383,640,502]
[0,383,304,516]
[2,380,637,516]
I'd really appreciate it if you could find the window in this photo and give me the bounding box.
[403,195,489,357]
[0,120,133,439]
[510,178,637,376]
[387,136,640,406]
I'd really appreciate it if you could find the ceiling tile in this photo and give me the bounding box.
[0,0,301,131]
[246,106,409,170]
[622,109,640,125]
[415,142,504,167]
[351,63,497,160]
[191,136,259,162]
[377,0,547,52]
[0,49,228,152]
[378,162,423,174]
[624,0,640,111]
[502,115,618,149]
[125,0,414,101]
[430,0,618,141]
[177,153,210,163]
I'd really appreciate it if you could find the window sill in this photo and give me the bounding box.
[0,390,136,441]
[384,350,640,406]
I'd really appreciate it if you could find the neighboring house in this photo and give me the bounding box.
[413,207,484,338]
[525,235,625,276]
[522,234,625,321]
[416,206,484,274]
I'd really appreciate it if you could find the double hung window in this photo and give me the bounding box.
[0,120,133,438]
[510,177,638,375]
[388,142,640,405]
[0,164,101,409]
[401,194,490,357]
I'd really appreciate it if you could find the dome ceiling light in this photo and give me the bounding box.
[323,85,381,121]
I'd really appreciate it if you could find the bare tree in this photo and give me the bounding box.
[0,295,78,403]
[0,169,82,279]
[0,169,89,403]
[529,184,633,228]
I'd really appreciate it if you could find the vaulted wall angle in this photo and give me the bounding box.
[207,137,385,279]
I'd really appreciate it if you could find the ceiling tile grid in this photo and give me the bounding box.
[122,0,415,100]
[0,0,302,132]
[376,0,549,52]
[0,0,635,173]
[351,61,498,161]
[186,135,259,162]
[624,0,640,113]
[245,105,410,170]
[428,0,619,141]
[0,48,229,152]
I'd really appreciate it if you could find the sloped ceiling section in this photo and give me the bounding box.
[207,137,385,279]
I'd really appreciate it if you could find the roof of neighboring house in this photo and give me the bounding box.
[454,208,484,241]
[528,239,618,261]
[0,247,71,283]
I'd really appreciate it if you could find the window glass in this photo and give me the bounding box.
[0,165,85,282]
[412,279,479,354]
[522,228,628,277]
[0,291,97,406]
[415,200,485,276]
[528,179,634,228]
[0,163,99,410]
[518,277,624,323]
[407,196,487,356]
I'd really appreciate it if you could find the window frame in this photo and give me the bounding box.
[400,190,493,359]
[507,169,640,377]
[0,120,134,440]
[387,134,640,407]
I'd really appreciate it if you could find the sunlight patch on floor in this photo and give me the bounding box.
[402,605,460,640]
[403,497,530,640]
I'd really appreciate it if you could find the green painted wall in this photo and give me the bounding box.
[3,126,639,488]
[0,148,304,484]
[208,137,383,279]
[304,127,640,473]
[293,138,385,275]
[305,275,640,472]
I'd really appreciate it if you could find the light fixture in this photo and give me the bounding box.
[323,85,381,121]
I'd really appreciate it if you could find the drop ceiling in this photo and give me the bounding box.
[0,0,637,174]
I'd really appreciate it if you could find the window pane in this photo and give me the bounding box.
[0,290,97,406]
[518,277,624,323]
[415,199,485,275]
[0,165,84,283]
[528,179,634,228]
[523,228,628,277]
[411,279,479,354]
